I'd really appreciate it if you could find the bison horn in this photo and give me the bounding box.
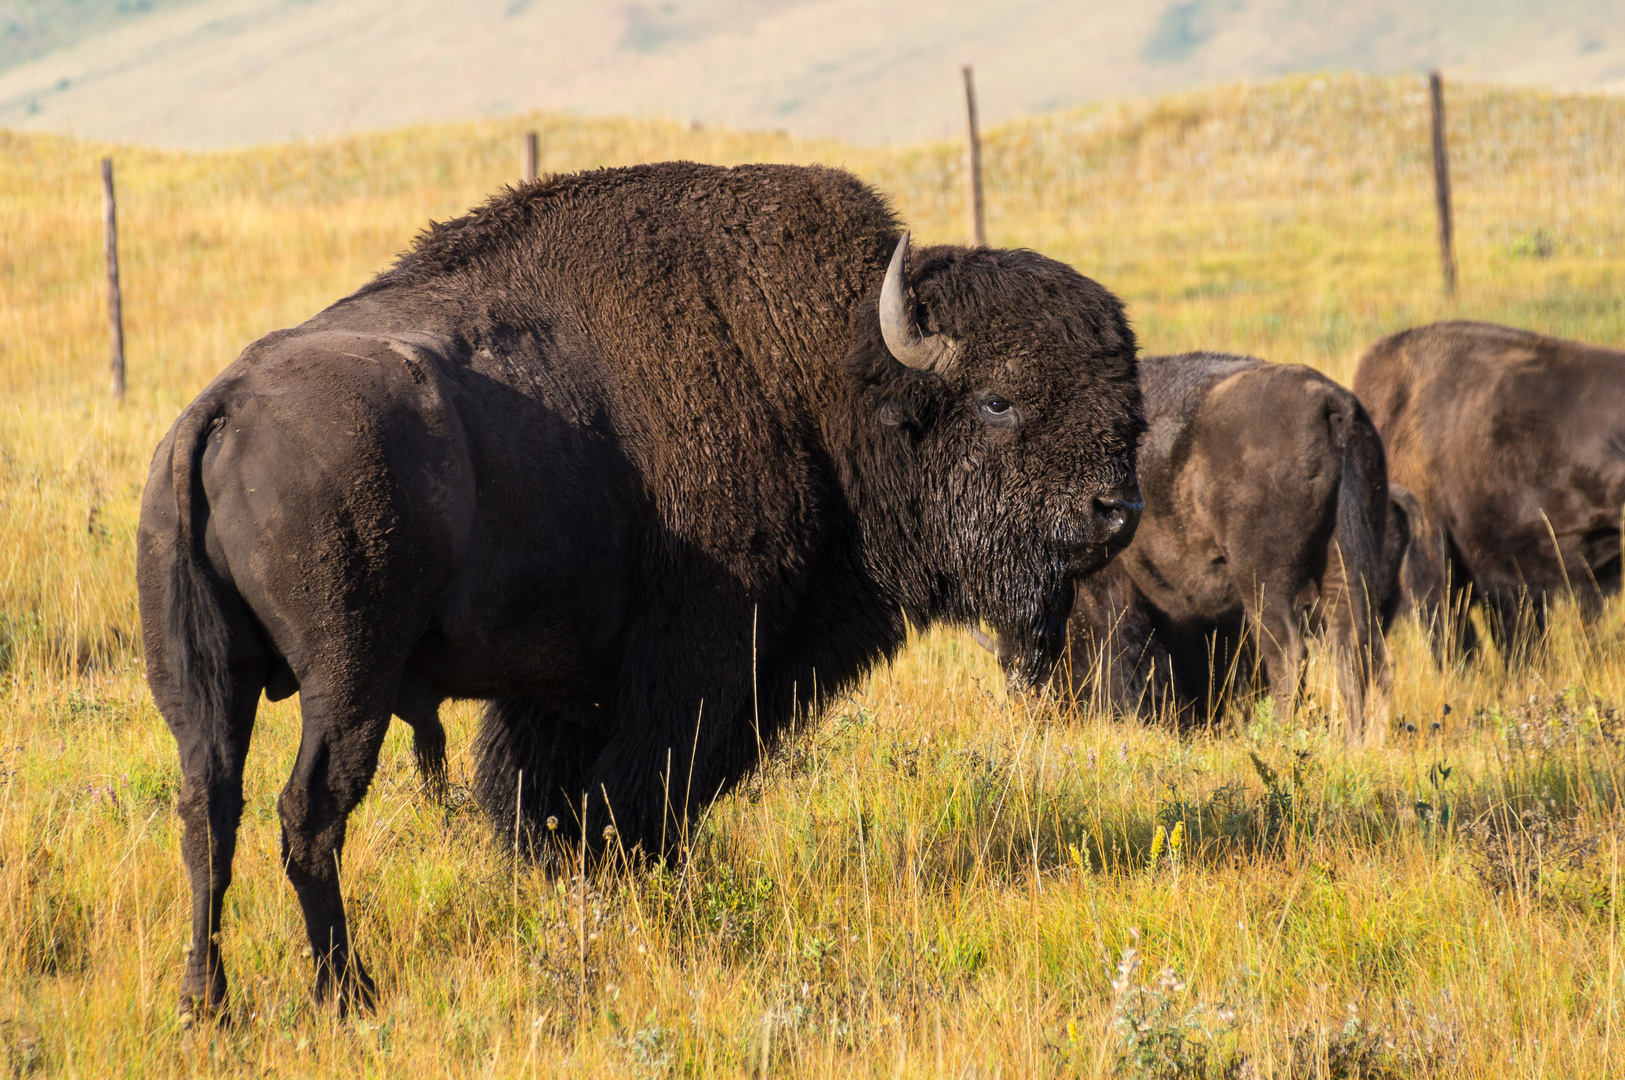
[880,233,956,374]
[968,626,1000,655]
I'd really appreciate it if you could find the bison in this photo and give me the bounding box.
[983,353,1405,740]
[1354,320,1625,660]
[137,162,1143,1014]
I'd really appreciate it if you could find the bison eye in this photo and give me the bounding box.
[978,395,1019,429]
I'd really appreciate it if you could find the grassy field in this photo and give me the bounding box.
[3,73,1625,1077]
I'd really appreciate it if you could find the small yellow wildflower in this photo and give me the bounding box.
[1148,824,1166,869]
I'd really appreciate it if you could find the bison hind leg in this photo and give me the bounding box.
[411,718,448,798]
[169,671,264,1019]
[392,677,448,800]
[474,699,607,859]
[152,541,271,1019]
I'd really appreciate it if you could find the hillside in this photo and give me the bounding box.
[0,0,1623,147]
[0,0,198,72]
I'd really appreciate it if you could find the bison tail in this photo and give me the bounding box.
[1332,425,1384,619]
[163,403,236,730]
[1327,403,1391,739]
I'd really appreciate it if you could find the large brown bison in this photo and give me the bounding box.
[137,162,1143,1014]
[1354,321,1625,659]
[985,353,1405,739]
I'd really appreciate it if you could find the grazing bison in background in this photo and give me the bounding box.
[985,353,1406,740]
[137,162,1143,1014]
[1355,321,1625,660]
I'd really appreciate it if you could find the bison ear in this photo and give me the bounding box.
[874,397,918,429]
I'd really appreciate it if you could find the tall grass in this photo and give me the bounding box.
[3,74,1625,1076]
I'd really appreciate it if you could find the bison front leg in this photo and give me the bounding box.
[583,728,713,864]
[473,699,609,859]
[583,682,757,864]
[277,679,393,1014]
[1065,566,1168,720]
[472,694,725,867]
[1484,588,1546,668]
[1245,588,1307,725]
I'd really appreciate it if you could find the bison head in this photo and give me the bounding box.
[844,234,1143,689]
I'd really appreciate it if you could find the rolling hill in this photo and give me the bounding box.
[0,0,1622,147]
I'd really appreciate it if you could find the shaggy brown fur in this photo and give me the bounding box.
[137,162,1142,1014]
[1355,321,1625,660]
[1049,353,1405,740]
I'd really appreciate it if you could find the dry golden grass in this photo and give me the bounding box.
[3,74,1625,1077]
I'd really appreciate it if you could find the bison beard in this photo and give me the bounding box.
[137,162,1141,1013]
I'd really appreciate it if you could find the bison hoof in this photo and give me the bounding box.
[179,962,228,1021]
[313,959,377,1016]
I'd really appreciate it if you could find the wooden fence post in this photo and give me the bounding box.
[102,157,125,401]
[962,65,985,247]
[522,131,539,184]
[1429,71,1456,296]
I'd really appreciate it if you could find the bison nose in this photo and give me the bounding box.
[1093,492,1142,548]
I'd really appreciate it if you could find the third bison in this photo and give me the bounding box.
[1356,320,1625,659]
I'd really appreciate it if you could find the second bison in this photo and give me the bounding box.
[1027,352,1406,739]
